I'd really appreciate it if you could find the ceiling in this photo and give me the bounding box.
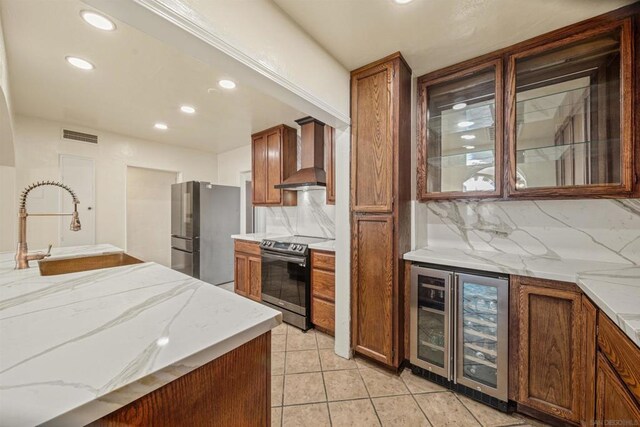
[273,0,635,75]
[0,0,304,154]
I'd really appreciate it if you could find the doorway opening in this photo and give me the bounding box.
[126,166,178,266]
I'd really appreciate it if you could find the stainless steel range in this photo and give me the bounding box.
[260,236,329,331]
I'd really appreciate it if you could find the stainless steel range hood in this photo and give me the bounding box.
[275,117,326,190]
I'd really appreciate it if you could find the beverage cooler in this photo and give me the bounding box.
[410,265,509,409]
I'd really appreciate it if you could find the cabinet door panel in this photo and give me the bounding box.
[252,135,267,204]
[266,130,282,204]
[351,64,393,213]
[515,278,582,423]
[352,215,394,364]
[596,353,640,424]
[325,125,336,205]
[234,253,248,296]
[248,256,261,301]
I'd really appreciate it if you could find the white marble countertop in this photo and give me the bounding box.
[404,247,640,347]
[309,240,336,252]
[230,232,292,243]
[0,245,281,426]
[231,233,335,252]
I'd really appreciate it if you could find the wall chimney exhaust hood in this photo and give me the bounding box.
[275,116,326,191]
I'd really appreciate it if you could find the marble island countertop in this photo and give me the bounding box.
[404,246,640,347]
[0,245,281,426]
[231,233,336,252]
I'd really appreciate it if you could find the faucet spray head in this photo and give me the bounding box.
[70,204,81,232]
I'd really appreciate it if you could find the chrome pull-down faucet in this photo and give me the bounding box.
[15,181,81,269]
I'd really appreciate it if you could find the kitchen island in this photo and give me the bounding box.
[0,245,281,426]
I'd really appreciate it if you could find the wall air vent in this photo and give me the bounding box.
[62,129,98,144]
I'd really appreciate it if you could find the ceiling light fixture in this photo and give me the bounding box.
[463,145,475,150]
[452,102,467,110]
[65,56,94,70]
[218,79,236,89]
[457,121,474,127]
[180,105,196,114]
[154,123,168,130]
[80,10,116,31]
[461,134,476,140]
[393,0,414,4]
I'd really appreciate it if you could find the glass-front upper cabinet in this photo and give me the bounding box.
[417,60,503,200]
[506,21,634,197]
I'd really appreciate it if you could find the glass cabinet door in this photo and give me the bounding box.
[508,22,633,196]
[456,273,508,400]
[411,267,451,378]
[418,60,502,200]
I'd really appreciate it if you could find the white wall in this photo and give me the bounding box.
[175,0,349,121]
[12,115,218,251]
[334,127,351,358]
[0,14,16,252]
[126,166,177,266]
[217,144,251,186]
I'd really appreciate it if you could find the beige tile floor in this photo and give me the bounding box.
[270,323,546,427]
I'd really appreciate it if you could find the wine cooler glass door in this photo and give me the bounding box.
[455,273,508,400]
[410,266,451,379]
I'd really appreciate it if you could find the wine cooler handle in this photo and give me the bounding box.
[448,273,454,382]
[452,274,459,384]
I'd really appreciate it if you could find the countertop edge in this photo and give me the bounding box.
[46,314,282,427]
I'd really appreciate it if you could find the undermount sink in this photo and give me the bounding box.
[38,253,143,276]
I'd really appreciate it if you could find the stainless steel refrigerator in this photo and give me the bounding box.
[171,181,240,285]
[410,265,509,409]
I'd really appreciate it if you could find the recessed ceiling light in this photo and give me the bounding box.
[452,102,467,110]
[463,145,475,150]
[154,123,168,130]
[392,0,414,4]
[180,105,196,114]
[80,10,116,31]
[218,79,236,89]
[457,121,474,127]
[66,56,94,70]
[461,134,476,140]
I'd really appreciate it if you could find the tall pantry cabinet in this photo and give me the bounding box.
[350,52,412,369]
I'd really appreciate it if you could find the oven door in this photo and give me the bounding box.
[261,250,309,315]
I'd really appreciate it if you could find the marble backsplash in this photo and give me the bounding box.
[259,189,335,238]
[415,199,640,265]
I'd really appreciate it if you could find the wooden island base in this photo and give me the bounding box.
[92,332,271,427]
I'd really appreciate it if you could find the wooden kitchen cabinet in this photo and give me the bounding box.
[251,125,297,206]
[596,354,640,424]
[510,275,584,424]
[415,6,639,200]
[350,52,411,369]
[234,240,262,301]
[595,310,640,424]
[325,125,335,205]
[311,250,335,335]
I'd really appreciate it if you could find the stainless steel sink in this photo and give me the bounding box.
[38,253,143,276]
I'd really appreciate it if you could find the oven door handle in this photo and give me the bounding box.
[262,251,307,267]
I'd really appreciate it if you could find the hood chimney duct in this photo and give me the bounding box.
[275,116,326,190]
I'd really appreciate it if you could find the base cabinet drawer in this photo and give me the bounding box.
[312,297,335,335]
[312,269,335,301]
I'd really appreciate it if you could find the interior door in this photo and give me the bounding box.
[60,154,95,247]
